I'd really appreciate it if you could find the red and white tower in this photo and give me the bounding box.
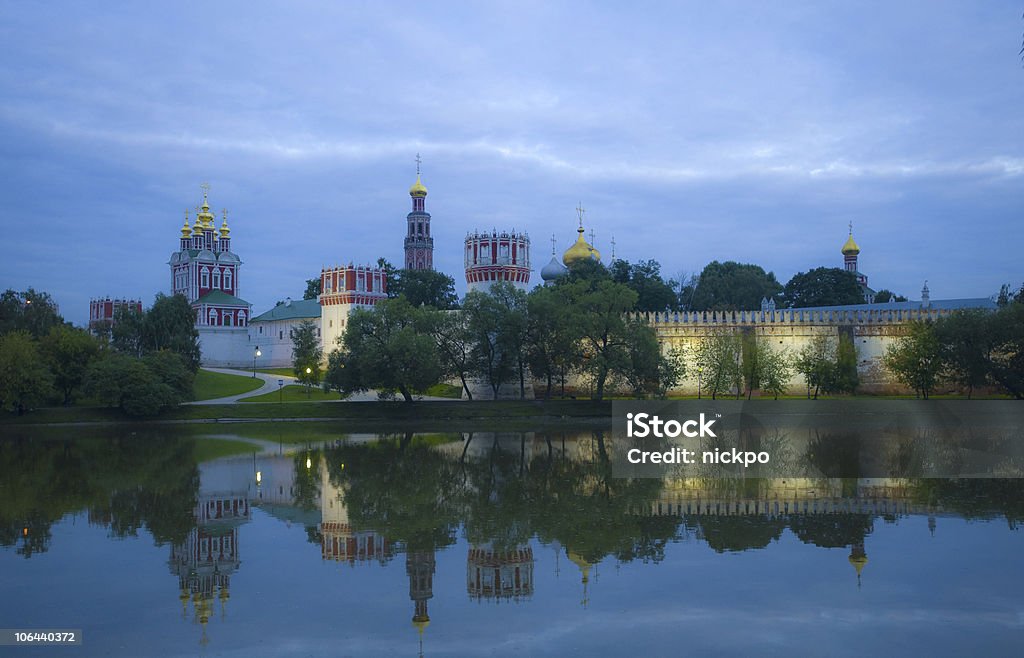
[404,154,433,270]
[319,263,389,354]
[464,229,531,293]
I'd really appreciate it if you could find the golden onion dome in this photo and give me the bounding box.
[409,174,428,197]
[180,212,192,239]
[220,212,230,238]
[562,228,599,266]
[842,233,860,256]
[192,219,203,236]
[848,553,868,575]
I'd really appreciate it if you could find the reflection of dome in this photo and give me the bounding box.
[566,550,592,583]
[848,543,867,587]
[541,255,568,282]
[563,227,600,266]
[841,233,860,256]
[409,175,428,197]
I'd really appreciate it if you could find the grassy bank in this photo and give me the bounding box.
[239,385,340,403]
[193,369,265,400]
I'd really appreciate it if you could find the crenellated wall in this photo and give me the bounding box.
[632,307,959,396]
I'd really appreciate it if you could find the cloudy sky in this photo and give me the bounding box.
[1,1,1022,325]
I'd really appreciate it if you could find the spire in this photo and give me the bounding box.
[219,208,230,238]
[611,235,616,261]
[550,233,557,256]
[409,154,428,197]
[921,280,930,308]
[181,210,192,239]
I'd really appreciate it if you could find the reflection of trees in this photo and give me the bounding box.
[910,479,1024,529]
[0,431,199,557]
[788,514,874,548]
[686,516,786,553]
[324,434,462,551]
[802,432,863,478]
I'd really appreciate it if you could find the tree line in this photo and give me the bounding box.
[320,261,684,402]
[0,289,200,416]
[884,292,1024,399]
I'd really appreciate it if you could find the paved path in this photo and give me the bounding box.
[187,367,298,405]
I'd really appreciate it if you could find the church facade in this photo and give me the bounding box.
[168,186,252,366]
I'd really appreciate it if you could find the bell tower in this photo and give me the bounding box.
[404,154,434,270]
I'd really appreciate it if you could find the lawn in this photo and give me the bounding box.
[424,383,464,399]
[239,384,340,403]
[193,369,265,401]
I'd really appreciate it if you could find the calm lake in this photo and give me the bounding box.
[1,423,1022,656]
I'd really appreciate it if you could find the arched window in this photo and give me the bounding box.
[212,268,221,290]
[209,309,218,325]
[238,310,246,326]
[201,268,209,289]
[224,269,232,291]
[224,312,232,327]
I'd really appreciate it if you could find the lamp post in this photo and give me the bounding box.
[305,366,312,398]
[697,366,703,400]
[253,347,261,378]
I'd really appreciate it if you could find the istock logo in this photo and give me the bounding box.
[625,412,718,438]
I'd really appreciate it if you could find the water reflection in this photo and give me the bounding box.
[1,428,1022,654]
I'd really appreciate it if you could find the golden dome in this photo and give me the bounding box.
[220,212,230,238]
[562,228,600,266]
[841,233,860,256]
[181,211,192,239]
[409,175,428,197]
[192,219,203,236]
[848,553,868,575]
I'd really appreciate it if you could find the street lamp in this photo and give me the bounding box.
[305,366,312,398]
[253,347,261,378]
[697,366,703,400]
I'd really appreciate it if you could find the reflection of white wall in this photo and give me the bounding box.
[200,452,298,505]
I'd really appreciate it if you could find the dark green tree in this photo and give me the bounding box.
[982,302,1024,398]
[84,353,181,416]
[420,307,475,400]
[693,330,742,399]
[689,261,783,311]
[830,333,859,394]
[0,332,53,414]
[303,278,322,300]
[143,294,201,371]
[463,283,528,399]
[291,319,323,392]
[783,267,865,308]
[40,325,100,406]
[794,334,836,399]
[323,298,441,402]
[574,280,639,400]
[873,289,907,303]
[387,269,459,309]
[934,310,990,398]
[0,288,64,338]
[609,259,678,312]
[525,285,582,400]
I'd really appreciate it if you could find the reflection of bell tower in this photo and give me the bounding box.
[467,542,534,601]
[407,550,435,647]
[566,550,593,608]
[848,541,868,588]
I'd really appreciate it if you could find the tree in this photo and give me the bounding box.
[525,285,582,400]
[387,269,459,309]
[303,278,322,300]
[830,333,859,394]
[0,332,52,414]
[0,288,64,338]
[933,310,990,398]
[609,259,678,312]
[83,353,180,416]
[323,298,441,402]
[620,320,683,398]
[689,261,783,311]
[41,325,100,406]
[760,344,792,400]
[463,283,528,399]
[982,302,1024,399]
[111,305,146,357]
[873,289,907,303]
[143,294,201,371]
[884,321,943,399]
[420,307,475,400]
[291,319,323,393]
[693,330,742,400]
[795,334,836,399]
[142,350,195,401]
[783,268,865,308]
[574,280,638,400]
